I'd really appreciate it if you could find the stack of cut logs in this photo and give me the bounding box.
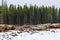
[0,23,60,32]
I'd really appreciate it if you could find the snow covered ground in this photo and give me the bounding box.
[0,29,60,40]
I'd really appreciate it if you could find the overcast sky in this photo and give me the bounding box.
[0,0,60,8]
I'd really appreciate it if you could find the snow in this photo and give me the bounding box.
[0,29,60,40]
[0,24,5,27]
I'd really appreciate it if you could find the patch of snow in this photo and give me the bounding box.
[0,29,60,40]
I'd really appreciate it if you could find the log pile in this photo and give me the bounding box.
[0,23,60,32]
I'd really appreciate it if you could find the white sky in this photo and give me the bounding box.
[0,0,60,8]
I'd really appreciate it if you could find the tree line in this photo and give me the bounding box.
[0,4,60,25]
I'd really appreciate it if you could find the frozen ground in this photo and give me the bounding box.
[0,29,60,40]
